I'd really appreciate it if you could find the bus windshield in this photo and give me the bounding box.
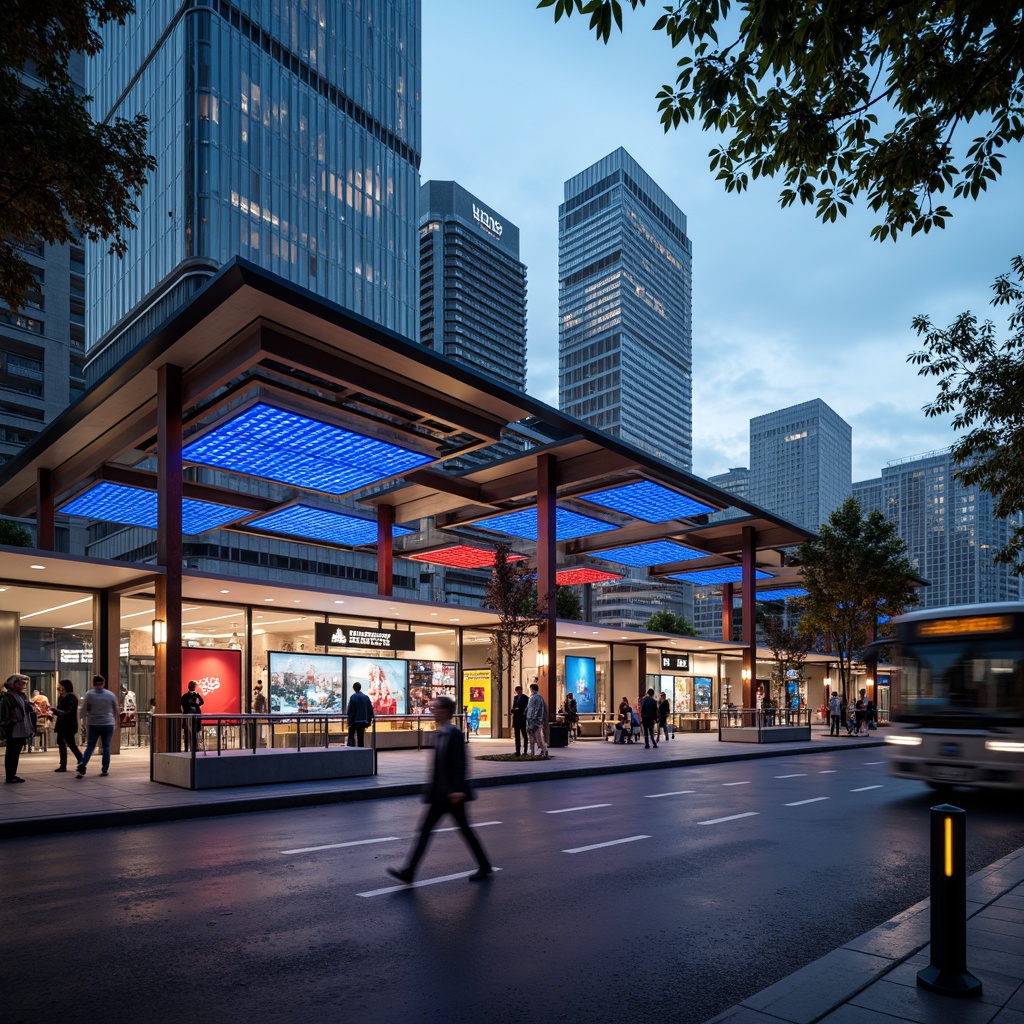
[895,639,1024,721]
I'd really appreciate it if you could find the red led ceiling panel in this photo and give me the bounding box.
[406,545,524,569]
[556,567,624,585]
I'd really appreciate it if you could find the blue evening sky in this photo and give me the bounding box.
[419,2,1023,483]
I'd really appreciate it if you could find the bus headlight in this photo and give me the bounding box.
[985,740,1024,753]
[885,735,923,746]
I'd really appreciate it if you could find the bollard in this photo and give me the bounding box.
[916,804,983,998]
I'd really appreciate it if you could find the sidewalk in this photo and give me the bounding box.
[1,725,880,839]
[705,845,1024,1024]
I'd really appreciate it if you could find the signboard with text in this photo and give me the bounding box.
[660,652,690,672]
[315,622,416,651]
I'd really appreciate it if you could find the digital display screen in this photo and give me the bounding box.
[408,661,458,713]
[564,656,596,713]
[917,615,1012,637]
[347,657,408,715]
[268,651,345,713]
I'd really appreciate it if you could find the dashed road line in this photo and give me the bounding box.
[564,836,650,853]
[818,770,838,774]
[851,785,883,793]
[357,868,503,897]
[722,781,751,787]
[698,812,759,825]
[436,821,503,832]
[546,804,612,815]
[281,837,399,855]
[863,761,884,765]
[786,797,830,807]
[775,773,807,779]
[644,790,696,799]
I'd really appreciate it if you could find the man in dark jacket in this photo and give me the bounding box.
[346,681,374,747]
[640,688,659,748]
[387,696,493,885]
[510,684,529,756]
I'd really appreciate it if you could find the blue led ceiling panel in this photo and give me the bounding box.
[581,481,715,522]
[756,588,807,601]
[668,567,774,585]
[473,506,617,542]
[59,482,250,535]
[591,540,705,568]
[182,404,433,495]
[246,505,414,547]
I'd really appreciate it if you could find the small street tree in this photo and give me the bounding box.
[0,519,33,546]
[762,614,813,704]
[484,543,547,733]
[646,610,697,636]
[796,497,918,698]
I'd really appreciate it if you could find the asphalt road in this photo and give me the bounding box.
[7,747,1023,1024]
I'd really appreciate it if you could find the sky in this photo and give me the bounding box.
[418,1,1024,483]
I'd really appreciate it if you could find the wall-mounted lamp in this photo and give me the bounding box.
[824,677,832,687]
[865,677,874,689]
[152,619,167,645]
[537,651,548,669]
[741,668,751,682]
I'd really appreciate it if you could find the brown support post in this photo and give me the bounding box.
[721,582,734,642]
[94,590,122,754]
[636,643,647,702]
[741,525,757,709]
[35,468,55,550]
[156,364,183,752]
[377,504,394,596]
[536,453,558,718]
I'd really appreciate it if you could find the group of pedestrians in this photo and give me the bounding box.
[615,690,673,746]
[827,689,876,736]
[2,673,119,783]
[509,681,549,757]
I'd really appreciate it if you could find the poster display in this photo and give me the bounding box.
[268,651,345,713]
[408,661,458,714]
[181,648,242,717]
[347,657,407,715]
[462,668,491,735]
[564,655,596,713]
[694,676,713,712]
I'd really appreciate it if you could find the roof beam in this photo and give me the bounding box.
[98,465,277,512]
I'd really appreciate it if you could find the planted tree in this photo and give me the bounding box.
[646,609,698,636]
[796,497,917,698]
[0,519,33,546]
[762,613,813,704]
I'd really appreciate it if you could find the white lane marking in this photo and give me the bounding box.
[722,781,751,787]
[564,835,650,854]
[863,761,884,765]
[851,785,883,793]
[281,837,400,855]
[546,804,612,815]
[786,797,830,807]
[644,790,696,799]
[698,812,759,825]
[818,770,838,774]
[357,867,502,897]
[775,773,807,779]
[436,821,503,832]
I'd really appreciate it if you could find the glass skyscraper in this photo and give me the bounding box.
[558,148,693,471]
[86,0,421,380]
[419,180,527,391]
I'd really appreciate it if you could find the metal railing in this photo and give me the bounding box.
[717,706,813,740]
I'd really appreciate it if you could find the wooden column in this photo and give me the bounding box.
[536,453,558,716]
[156,364,183,752]
[94,589,122,754]
[741,525,757,708]
[721,582,734,642]
[377,504,394,596]
[35,468,55,550]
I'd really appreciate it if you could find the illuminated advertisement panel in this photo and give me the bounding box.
[347,657,408,715]
[564,655,596,713]
[408,661,458,713]
[181,648,242,716]
[268,651,345,713]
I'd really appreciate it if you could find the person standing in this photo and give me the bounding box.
[855,689,868,736]
[526,681,548,758]
[346,681,374,747]
[386,696,493,885]
[563,692,579,741]
[828,691,842,736]
[50,679,83,773]
[180,679,204,752]
[657,692,671,742]
[640,688,659,748]
[510,685,529,756]
[76,675,119,778]
[2,674,36,783]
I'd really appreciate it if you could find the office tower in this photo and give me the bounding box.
[419,181,527,390]
[852,477,884,516]
[882,450,1023,608]
[558,148,693,471]
[749,399,852,532]
[0,56,87,477]
[86,0,421,380]
[707,466,750,522]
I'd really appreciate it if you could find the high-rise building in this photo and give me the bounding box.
[852,477,884,516]
[0,56,87,477]
[749,399,851,532]
[419,181,527,391]
[558,148,693,470]
[882,450,1022,608]
[86,0,421,380]
[707,466,750,522]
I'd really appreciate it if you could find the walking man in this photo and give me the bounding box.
[526,680,548,758]
[346,681,374,747]
[387,696,493,885]
[640,688,659,748]
[76,675,119,778]
[828,691,842,736]
[510,684,529,756]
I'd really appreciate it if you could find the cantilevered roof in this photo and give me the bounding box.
[0,258,815,574]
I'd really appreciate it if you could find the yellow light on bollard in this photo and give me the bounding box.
[944,816,953,878]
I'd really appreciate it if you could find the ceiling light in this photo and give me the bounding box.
[30,564,46,570]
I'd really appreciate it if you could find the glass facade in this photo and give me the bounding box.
[558,148,693,472]
[86,0,421,379]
